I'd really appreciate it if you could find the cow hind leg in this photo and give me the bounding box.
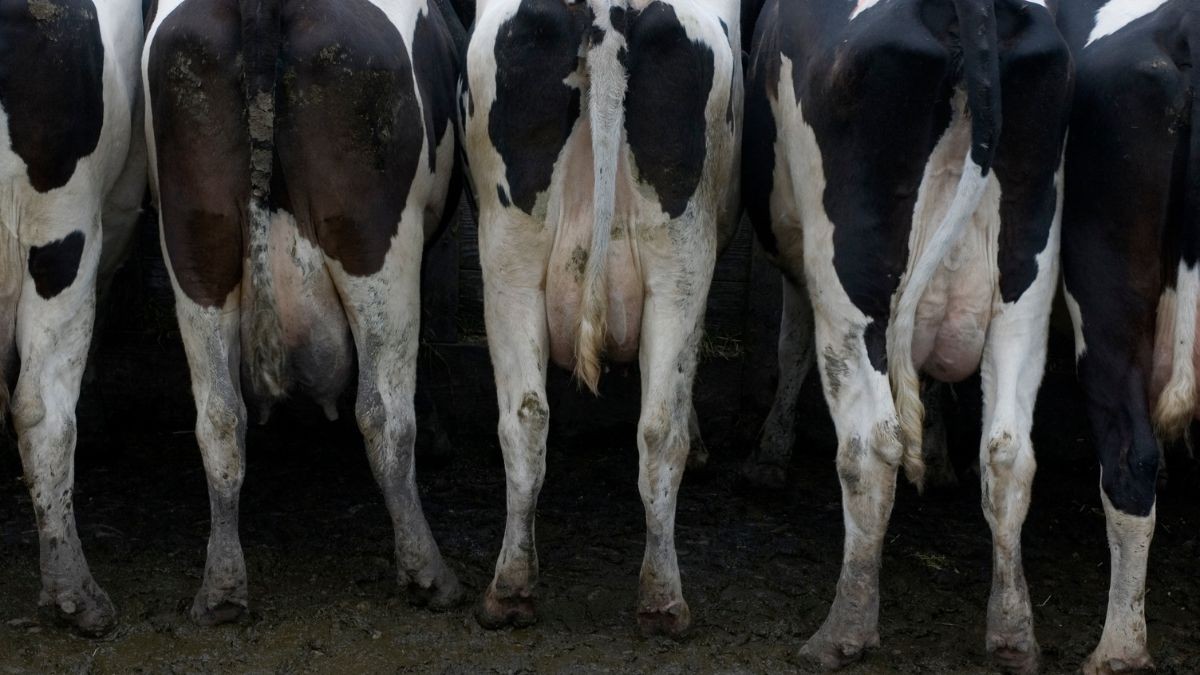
[977,253,1060,673]
[741,278,815,489]
[327,255,461,610]
[475,280,550,629]
[799,326,900,668]
[1068,290,1158,674]
[12,217,112,636]
[978,312,1044,673]
[634,286,709,638]
[174,292,250,626]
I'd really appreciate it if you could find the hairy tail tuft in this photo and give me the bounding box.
[574,0,628,393]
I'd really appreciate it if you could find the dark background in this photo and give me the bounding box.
[1,202,1199,673]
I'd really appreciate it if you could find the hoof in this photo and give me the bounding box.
[987,634,1040,674]
[798,628,879,670]
[738,460,787,491]
[40,583,116,638]
[190,599,247,627]
[475,586,536,629]
[637,600,691,639]
[407,567,463,611]
[1082,649,1154,675]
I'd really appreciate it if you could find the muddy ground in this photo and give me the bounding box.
[2,227,1200,674]
[2,340,1200,674]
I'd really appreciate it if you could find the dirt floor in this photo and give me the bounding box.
[2,335,1200,675]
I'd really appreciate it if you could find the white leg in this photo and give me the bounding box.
[174,289,250,626]
[799,319,901,668]
[475,254,551,629]
[327,237,461,609]
[1082,492,1155,674]
[978,257,1056,673]
[12,221,113,635]
[634,262,711,638]
[742,277,814,488]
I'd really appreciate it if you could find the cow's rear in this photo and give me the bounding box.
[1060,1,1197,671]
[463,0,742,636]
[145,0,465,625]
[745,0,1071,670]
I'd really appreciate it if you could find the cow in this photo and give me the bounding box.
[1058,2,1196,672]
[0,0,145,636]
[143,0,466,624]
[744,0,1072,670]
[461,0,743,636]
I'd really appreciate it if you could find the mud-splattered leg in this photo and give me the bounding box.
[12,219,113,636]
[474,224,552,629]
[633,255,712,638]
[978,225,1060,673]
[328,227,461,610]
[798,319,902,668]
[174,289,249,626]
[741,278,814,489]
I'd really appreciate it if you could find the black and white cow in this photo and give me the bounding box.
[745,0,1071,670]
[0,0,145,635]
[143,0,466,624]
[1059,2,1195,672]
[461,0,742,636]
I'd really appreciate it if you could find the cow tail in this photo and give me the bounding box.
[887,0,1001,491]
[1153,20,1200,439]
[575,0,628,393]
[240,0,288,400]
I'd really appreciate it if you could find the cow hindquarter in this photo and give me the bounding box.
[146,0,464,621]
[0,0,142,635]
[463,0,741,634]
[1059,3,1194,671]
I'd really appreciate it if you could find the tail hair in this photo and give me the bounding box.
[240,0,288,399]
[574,0,628,393]
[888,0,1001,491]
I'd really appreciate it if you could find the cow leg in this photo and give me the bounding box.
[1067,288,1158,675]
[741,278,814,489]
[476,281,549,629]
[921,381,956,490]
[1087,486,1155,675]
[327,256,462,610]
[634,281,708,638]
[12,217,113,636]
[978,319,1042,672]
[978,252,1060,672]
[174,292,250,626]
[799,324,900,668]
